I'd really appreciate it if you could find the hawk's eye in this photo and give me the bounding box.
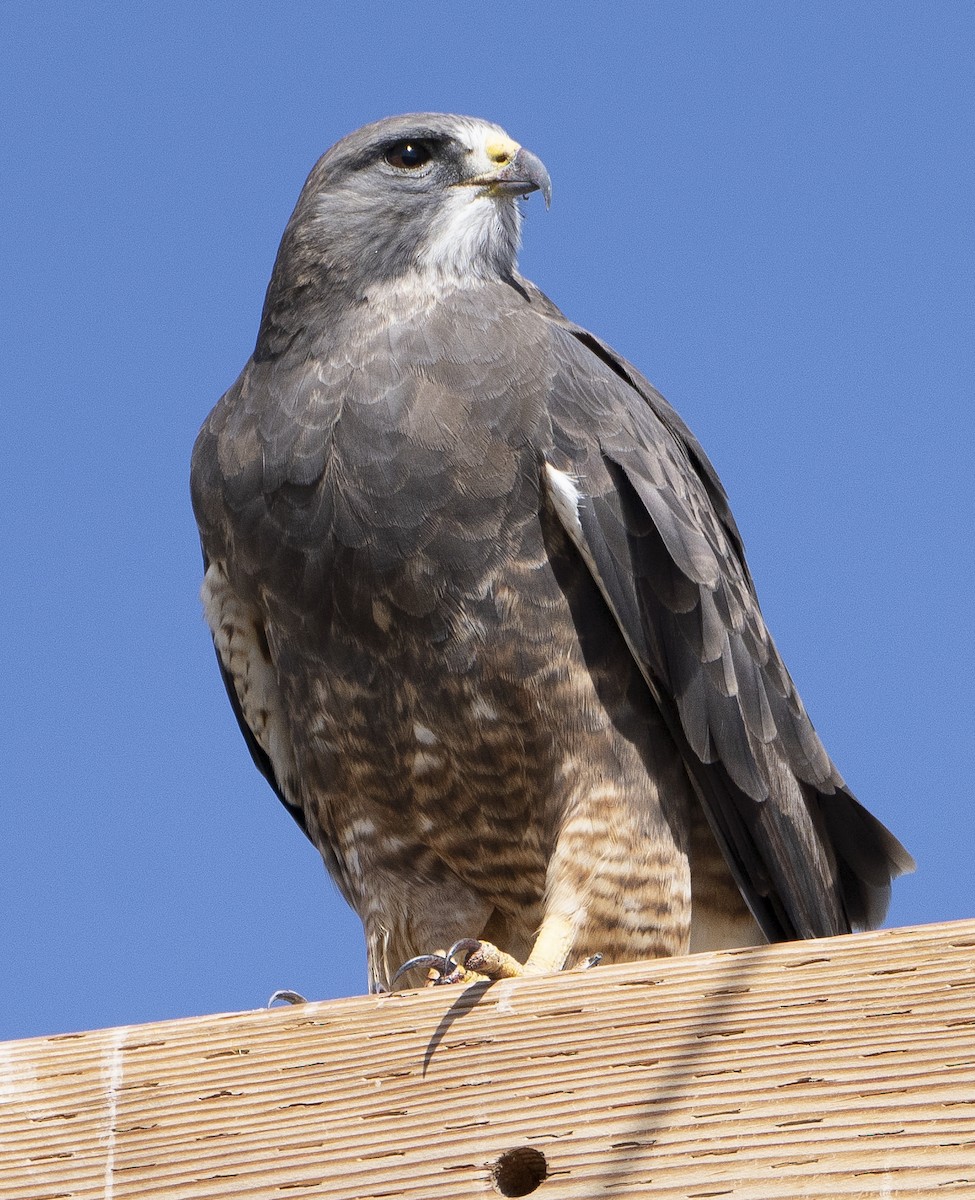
[384,140,433,170]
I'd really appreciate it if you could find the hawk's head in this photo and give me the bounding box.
[259,114,551,338]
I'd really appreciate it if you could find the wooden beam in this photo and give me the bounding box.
[3,919,974,1199]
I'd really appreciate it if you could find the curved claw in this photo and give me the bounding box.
[267,989,308,1007]
[446,938,484,969]
[391,953,456,987]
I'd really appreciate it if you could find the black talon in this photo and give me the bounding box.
[267,989,308,1007]
[391,952,456,987]
[446,938,484,970]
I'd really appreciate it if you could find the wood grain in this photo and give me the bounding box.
[3,919,974,1199]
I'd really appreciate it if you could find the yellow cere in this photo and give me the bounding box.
[484,138,520,165]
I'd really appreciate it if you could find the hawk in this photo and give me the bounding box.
[191,113,912,992]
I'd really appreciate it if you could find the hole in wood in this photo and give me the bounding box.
[491,1146,548,1196]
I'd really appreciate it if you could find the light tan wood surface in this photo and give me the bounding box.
[3,919,974,1199]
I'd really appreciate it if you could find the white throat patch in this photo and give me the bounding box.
[416,185,522,282]
[414,118,523,283]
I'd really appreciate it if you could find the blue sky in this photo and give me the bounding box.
[3,2,972,1043]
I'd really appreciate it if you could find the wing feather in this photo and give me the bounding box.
[539,316,913,939]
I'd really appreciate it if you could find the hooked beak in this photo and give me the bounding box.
[463,146,553,208]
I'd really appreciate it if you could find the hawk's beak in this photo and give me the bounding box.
[464,146,553,209]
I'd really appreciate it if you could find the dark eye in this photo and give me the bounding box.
[384,140,433,170]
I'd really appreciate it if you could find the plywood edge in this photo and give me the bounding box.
[3,918,974,1199]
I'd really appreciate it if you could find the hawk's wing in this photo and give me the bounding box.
[535,310,913,941]
[190,351,345,845]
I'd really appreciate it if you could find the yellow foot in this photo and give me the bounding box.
[391,939,525,989]
[449,938,525,979]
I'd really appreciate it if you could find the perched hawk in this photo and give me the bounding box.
[191,113,912,992]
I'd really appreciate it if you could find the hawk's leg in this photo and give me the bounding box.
[451,938,601,979]
[391,763,695,986]
[394,937,602,986]
[392,939,522,987]
[386,897,538,988]
[363,872,500,991]
[451,938,525,978]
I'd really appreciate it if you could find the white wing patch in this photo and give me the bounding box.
[544,462,603,584]
[201,562,298,803]
[544,463,585,538]
[544,460,660,700]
